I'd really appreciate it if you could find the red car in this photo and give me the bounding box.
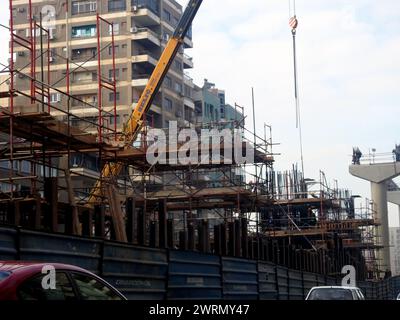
[0,261,126,300]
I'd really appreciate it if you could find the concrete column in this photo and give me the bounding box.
[371,182,390,271]
[387,189,400,226]
[350,162,400,276]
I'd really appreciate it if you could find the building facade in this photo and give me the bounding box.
[11,0,195,133]
[9,0,196,196]
[194,79,243,127]
[0,74,9,108]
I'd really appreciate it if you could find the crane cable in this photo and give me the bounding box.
[289,0,305,176]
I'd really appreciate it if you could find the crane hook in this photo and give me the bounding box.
[289,16,298,35]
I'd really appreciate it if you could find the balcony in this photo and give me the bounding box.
[132,74,150,88]
[184,73,194,88]
[132,6,161,26]
[131,51,158,67]
[130,98,162,115]
[164,0,182,14]
[149,104,162,114]
[183,97,195,110]
[182,53,193,69]
[131,27,161,47]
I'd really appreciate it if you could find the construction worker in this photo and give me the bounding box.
[352,147,362,165]
[393,145,400,162]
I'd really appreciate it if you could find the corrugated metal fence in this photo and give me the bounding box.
[0,226,397,300]
[168,251,221,300]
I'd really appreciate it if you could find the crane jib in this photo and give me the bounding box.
[86,0,203,204]
[138,89,152,113]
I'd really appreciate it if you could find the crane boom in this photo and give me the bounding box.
[87,0,203,204]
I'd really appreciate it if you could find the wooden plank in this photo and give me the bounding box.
[65,169,81,236]
[106,185,127,243]
[0,111,121,153]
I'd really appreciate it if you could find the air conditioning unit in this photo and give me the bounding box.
[130,27,138,33]
[17,51,25,57]
[49,56,55,63]
[132,5,138,12]
[18,74,25,79]
[17,7,25,13]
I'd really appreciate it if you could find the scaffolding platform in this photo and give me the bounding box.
[0,110,122,154]
[104,143,274,171]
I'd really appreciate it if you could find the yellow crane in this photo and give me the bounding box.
[87,0,203,204]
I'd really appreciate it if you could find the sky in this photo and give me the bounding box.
[0,1,399,226]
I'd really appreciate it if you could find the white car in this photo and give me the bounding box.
[305,286,365,300]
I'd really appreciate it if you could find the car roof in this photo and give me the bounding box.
[0,261,89,274]
[310,286,361,290]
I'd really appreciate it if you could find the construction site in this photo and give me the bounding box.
[0,0,399,301]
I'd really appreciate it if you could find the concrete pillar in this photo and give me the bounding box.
[350,162,400,275]
[387,189,400,226]
[371,182,390,272]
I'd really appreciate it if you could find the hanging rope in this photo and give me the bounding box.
[289,0,305,176]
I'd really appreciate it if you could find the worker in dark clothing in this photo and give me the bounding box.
[352,147,362,165]
[393,145,400,162]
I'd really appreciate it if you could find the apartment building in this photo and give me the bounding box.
[9,0,196,196]
[0,74,9,108]
[390,227,400,276]
[194,79,243,127]
[11,0,195,133]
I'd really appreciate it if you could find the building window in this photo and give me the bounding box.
[71,25,96,38]
[174,82,182,94]
[110,115,120,125]
[26,27,56,39]
[108,0,126,12]
[109,92,120,101]
[71,47,97,60]
[109,23,120,35]
[165,76,172,88]
[109,69,120,81]
[50,93,61,103]
[172,16,179,27]
[174,60,182,71]
[164,98,173,112]
[109,45,120,55]
[71,1,97,15]
[163,9,171,22]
